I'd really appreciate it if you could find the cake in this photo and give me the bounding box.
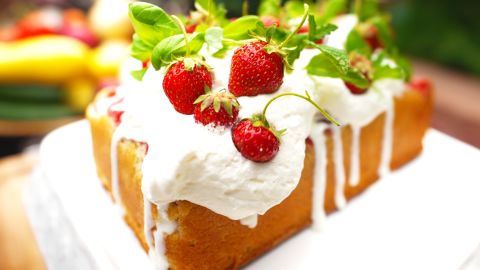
[86,1,433,269]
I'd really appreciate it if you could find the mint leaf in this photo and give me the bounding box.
[151,33,205,70]
[258,0,281,17]
[308,14,317,41]
[205,27,224,54]
[372,65,405,81]
[306,42,370,88]
[131,68,148,81]
[128,2,181,47]
[223,16,260,40]
[371,51,407,81]
[393,55,412,82]
[354,0,379,21]
[345,29,371,55]
[130,34,153,62]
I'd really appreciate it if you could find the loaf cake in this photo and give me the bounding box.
[87,1,433,269]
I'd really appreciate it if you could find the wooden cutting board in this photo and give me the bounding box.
[0,152,45,270]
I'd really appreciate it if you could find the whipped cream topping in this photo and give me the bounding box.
[101,14,406,228]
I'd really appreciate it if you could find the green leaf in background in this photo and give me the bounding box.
[258,0,281,17]
[195,0,229,26]
[205,27,224,54]
[223,15,260,40]
[151,33,205,70]
[315,0,347,24]
[285,0,308,19]
[354,0,379,21]
[345,29,371,55]
[128,2,181,47]
[130,34,154,62]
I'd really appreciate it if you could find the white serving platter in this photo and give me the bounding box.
[27,121,480,270]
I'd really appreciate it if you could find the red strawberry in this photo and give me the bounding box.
[194,90,240,127]
[163,61,213,114]
[344,52,372,95]
[229,41,284,96]
[409,78,432,95]
[231,119,280,162]
[358,23,383,50]
[344,82,368,94]
[260,15,281,28]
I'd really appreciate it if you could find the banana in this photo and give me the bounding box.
[0,35,89,84]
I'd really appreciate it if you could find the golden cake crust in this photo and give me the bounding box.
[86,86,432,270]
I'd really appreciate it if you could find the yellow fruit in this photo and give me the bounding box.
[0,35,89,84]
[64,77,96,111]
[87,40,130,79]
[88,0,133,40]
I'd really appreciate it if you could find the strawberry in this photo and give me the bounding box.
[358,23,383,50]
[345,82,368,95]
[231,118,280,162]
[228,41,284,97]
[229,5,311,97]
[193,89,240,127]
[260,15,281,28]
[344,52,372,95]
[409,78,432,95]
[163,61,213,114]
[231,91,339,162]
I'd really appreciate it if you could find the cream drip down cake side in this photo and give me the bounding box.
[86,1,433,269]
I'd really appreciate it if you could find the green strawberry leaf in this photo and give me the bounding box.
[258,0,281,17]
[151,32,205,70]
[131,68,148,81]
[354,0,379,21]
[128,2,181,47]
[345,29,371,55]
[223,16,260,40]
[130,34,154,62]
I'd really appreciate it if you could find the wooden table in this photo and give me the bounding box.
[0,152,45,270]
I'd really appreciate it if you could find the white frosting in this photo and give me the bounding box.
[310,122,328,230]
[98,13,406,269]
[349,125,361,186]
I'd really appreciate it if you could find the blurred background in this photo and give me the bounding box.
[0,0,479,158]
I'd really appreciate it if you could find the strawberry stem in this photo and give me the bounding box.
[172,15,191,57]
[262,92,340,126]
[278,3,309,48]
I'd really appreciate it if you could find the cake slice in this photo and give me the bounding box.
[87,1,433,269]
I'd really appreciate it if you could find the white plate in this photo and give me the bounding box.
[34,121,480,270]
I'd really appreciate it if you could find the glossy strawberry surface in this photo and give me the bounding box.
[231,119,280,162]
[163,61,213,114]
[228,41,284,97]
